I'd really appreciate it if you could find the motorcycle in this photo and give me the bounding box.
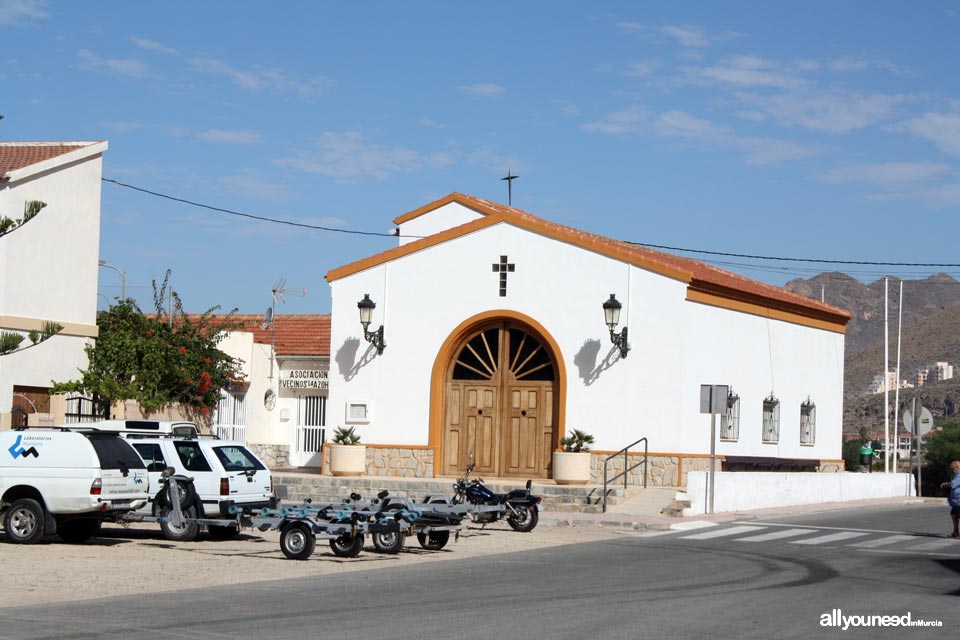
[451,462,542,532]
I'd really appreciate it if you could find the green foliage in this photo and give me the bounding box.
[560,428,595,453]
[924,419,960,491]
[0,322,62,355]
[0,200,46,239]
[332,426,361,445]
[0,332,25,354]
[51,271,244,415]
[842,439,865,471]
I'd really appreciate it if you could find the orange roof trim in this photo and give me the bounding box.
[330,193,850,331]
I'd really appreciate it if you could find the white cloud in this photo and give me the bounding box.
[197,129,262,144]
[623,59,660,77]
[582,103,649,134]
[653,110,730,141]
[820,162,950,188]
[418,117,447,129]
[736,110,767,122]
[130,36,178,55]
[459,83,506,98]
[465,147,526,174]
[661,24,709,48]
[218,170,296,201]
[274,131,456,180]
[75,49,151,79]
[693,55,808,90]
[891,111,960,155]
[871,182,960,207]
[827,56,910,76]
[0,0,46,27]
[189,57,335,99]
[738,89,909,133]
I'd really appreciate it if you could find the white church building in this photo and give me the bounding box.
[323,193,850,486]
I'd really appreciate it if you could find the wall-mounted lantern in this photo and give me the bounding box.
[358,293,386,355]
[602,293,629,358]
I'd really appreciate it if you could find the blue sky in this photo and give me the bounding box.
[4,1,960,314]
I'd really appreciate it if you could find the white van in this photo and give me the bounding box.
[0,428,149,544]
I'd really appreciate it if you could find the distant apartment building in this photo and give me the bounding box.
[869,371,914,395]
[914,361,954,388]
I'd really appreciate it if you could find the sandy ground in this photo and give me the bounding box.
[0,520,622,608]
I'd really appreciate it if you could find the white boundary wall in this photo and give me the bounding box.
[683,471,916,515]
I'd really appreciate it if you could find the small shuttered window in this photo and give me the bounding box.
[800,398,816,445]
[720,391,740,441]
[762,394,780,443]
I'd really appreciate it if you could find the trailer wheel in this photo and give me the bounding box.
[329,532,364,558]
[280,522,315,560]
[160,505,199,542]
[3,499,46,544]
[507,505,539,532]
[372,530,405,554]
[207,524,239,541]
[416,529,450,550]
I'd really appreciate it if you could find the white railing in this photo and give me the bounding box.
[213,423,247,444]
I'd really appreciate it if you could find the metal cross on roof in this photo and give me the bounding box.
[501,168,518,206]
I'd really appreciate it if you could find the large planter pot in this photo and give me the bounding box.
[328,444,367,477]
[552,451,591,485]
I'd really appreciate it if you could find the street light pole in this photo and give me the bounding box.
[98,260,126,301]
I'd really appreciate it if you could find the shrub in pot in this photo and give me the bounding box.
[328,427,366,477]
[553,429,594,485]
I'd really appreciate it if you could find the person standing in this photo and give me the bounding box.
[940,460,960,539]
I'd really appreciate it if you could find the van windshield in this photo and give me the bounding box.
[212,446,265,472]
[87,435,146,470]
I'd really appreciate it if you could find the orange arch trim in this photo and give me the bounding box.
[428,309,567,475]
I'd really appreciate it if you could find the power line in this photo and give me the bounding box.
[102,178,400,238]
[104,177,960,269]
[628,241,960,268]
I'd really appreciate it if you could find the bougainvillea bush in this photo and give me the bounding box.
[52,271,244,416]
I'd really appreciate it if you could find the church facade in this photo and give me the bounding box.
[324,194,849,486]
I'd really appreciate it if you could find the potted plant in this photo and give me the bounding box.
[327,427,366,477]
[553,429,594,485]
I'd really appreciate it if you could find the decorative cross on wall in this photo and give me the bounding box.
[492,255,515,297]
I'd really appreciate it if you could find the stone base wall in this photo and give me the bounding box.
[591,453,682,487]
[248,443,290,469]
[366,447,434,477]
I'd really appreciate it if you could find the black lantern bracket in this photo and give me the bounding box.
[602,293,630,359]
[358,293,386,355]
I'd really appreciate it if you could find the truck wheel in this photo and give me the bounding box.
[416,529,450,550]
[329,532,364,558]
[160,504,199,542]
[207,524,239,541]
[57,519,101,544]
[3,498,45,544]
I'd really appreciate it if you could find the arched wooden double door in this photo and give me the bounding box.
[442,322,558,478]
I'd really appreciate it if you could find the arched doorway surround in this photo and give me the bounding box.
[429,310,566,478]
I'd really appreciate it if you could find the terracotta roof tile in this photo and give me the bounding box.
[187,313,330,357]
[0,142,93,179]
[331,193,850,328]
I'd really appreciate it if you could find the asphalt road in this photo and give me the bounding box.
[2,503,956,640]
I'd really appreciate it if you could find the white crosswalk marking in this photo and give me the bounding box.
[849,534,917,548]
[678,525,765,540]
[904,537,960,551]
[790,531,870,545]
[735,528,812,542]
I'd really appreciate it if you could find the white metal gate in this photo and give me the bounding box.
[213,390,247,443]
[293,394,326,467]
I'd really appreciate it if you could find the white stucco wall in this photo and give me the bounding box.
[327,215,846,465]
[396,202,484,246]
[684,471,915,514]
[0,145,105,419]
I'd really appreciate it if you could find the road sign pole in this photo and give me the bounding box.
[709,413,716,515]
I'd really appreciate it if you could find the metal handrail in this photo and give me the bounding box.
[602,437,648,513]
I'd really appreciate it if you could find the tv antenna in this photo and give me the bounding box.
[266,278,306,379]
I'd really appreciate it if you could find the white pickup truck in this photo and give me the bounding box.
[0,428,149,544]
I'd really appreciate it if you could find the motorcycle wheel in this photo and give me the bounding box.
[329,532,364,558]
[372,530,405,554]
[416,529,450,550]
[280,522,316,560]
[507,505,539,532]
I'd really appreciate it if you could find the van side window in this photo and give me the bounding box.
[87,436,147,470]
[133,443,168,472]
[174,442,212,472]
[213,446,265,472]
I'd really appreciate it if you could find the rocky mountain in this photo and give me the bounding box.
[784,272,960,435]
